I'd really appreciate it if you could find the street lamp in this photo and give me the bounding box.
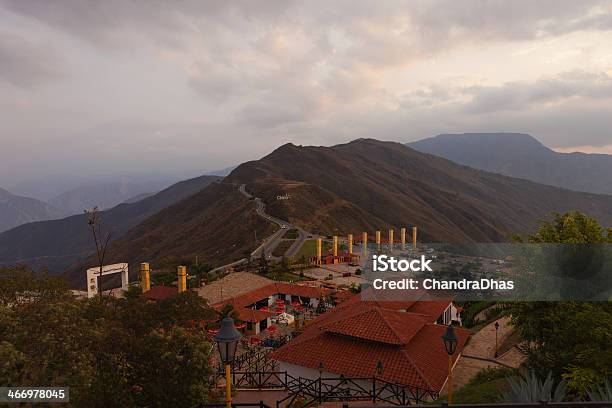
[373,361,384,403]
[215,317,243,408]
[494,321,500,358]
[318,361,325,377]
[441,324,458,404]
[376,360,383,377]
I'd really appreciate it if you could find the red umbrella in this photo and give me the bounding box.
[294,306,305,313]
[235,323,246,329]
[250,337,261,344]
[275,298,285,304]
[291,301,301,307]
[274,309,284,315]
[259,306,269,312]
[207,328,220,334]
[266,325,278,334]
[276,303,286,309]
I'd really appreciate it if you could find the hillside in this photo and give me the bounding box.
[70,182,277,287]
[8,139,612,288]
[0,175,220,273]
[0,188,66,233]
[409,133,612,195]
[225,139,612,241]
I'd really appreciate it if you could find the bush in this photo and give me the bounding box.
[450,367,517,404]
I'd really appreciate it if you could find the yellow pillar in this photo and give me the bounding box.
[413,226,418,251]
[401,227,406,248]
[178,265,187,293]
[362,232,368,254]
[376,230,381,251]
[140,262,150,292]
[225,363,232,408]
[333,235,338,264]
[448,355,453,404]
[388,229,394,251]
[348,234,353,255]
[316,238,322,265]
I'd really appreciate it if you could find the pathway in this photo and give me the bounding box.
[450,317,526,390]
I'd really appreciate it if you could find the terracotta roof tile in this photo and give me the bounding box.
[142,286,177,301]
[270,296,469,392]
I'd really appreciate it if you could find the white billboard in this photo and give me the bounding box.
[86,263,129,298]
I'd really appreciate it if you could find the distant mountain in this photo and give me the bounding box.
[66,139,612,288]
[206,165,237,177]
[122,192,154,204]
[408,133,612,195]
[0,175,220,273]
[0,188,66,233]
[49,179,178,214]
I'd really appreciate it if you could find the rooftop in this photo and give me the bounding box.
[142,285,177,301]
[270,293,469,392]
[197,272,273,305]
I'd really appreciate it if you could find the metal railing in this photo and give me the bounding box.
[193,402,272,408]
[339,403,612,408]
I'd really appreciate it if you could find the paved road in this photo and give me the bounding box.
[211,184,315,273]
[238,184,313,260]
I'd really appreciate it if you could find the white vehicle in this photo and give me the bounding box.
[281,225,287,229]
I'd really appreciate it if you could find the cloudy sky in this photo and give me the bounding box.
[2,0,612,186]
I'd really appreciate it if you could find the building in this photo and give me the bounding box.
[212,281,331,335]
[196,272,274,305]
[270,293,469,396]
[141,285,177,301]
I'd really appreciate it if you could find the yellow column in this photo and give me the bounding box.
[448,355,453,404]
[413,226,418,251]
[362,232,368,255]
[348,234,353,255]
[333,235,338,264]
[140,262,150,292]
[316,238,322,265]
[401,227,406,248]
[388,229,394,252]
[178,265,187,293]
[225,363,232,408]
[376,230,381,252]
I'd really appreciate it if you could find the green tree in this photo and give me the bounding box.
[506,212,612,397]
[0,266,218,407]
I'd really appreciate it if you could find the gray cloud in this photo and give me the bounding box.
[0,31,65,87]
[464,71,612,114]
[1,0,612,186]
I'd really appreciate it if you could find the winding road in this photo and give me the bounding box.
[210,184,313,273]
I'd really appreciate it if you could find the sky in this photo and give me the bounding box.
[2,0,612,187]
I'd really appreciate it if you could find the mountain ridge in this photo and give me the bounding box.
[0,187,66,233]
[0,175,220,273]
[408,133,612,195]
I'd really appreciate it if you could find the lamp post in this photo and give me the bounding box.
[494,321,500,358]
[442,324,458,405]
[373,360,384,403]
[215,317,242,408]
[317,362,325,406]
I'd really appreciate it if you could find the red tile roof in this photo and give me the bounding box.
[142,285,177,301]
[322,307,430,345]
[270,294,469,392]
[212,282,332,323]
